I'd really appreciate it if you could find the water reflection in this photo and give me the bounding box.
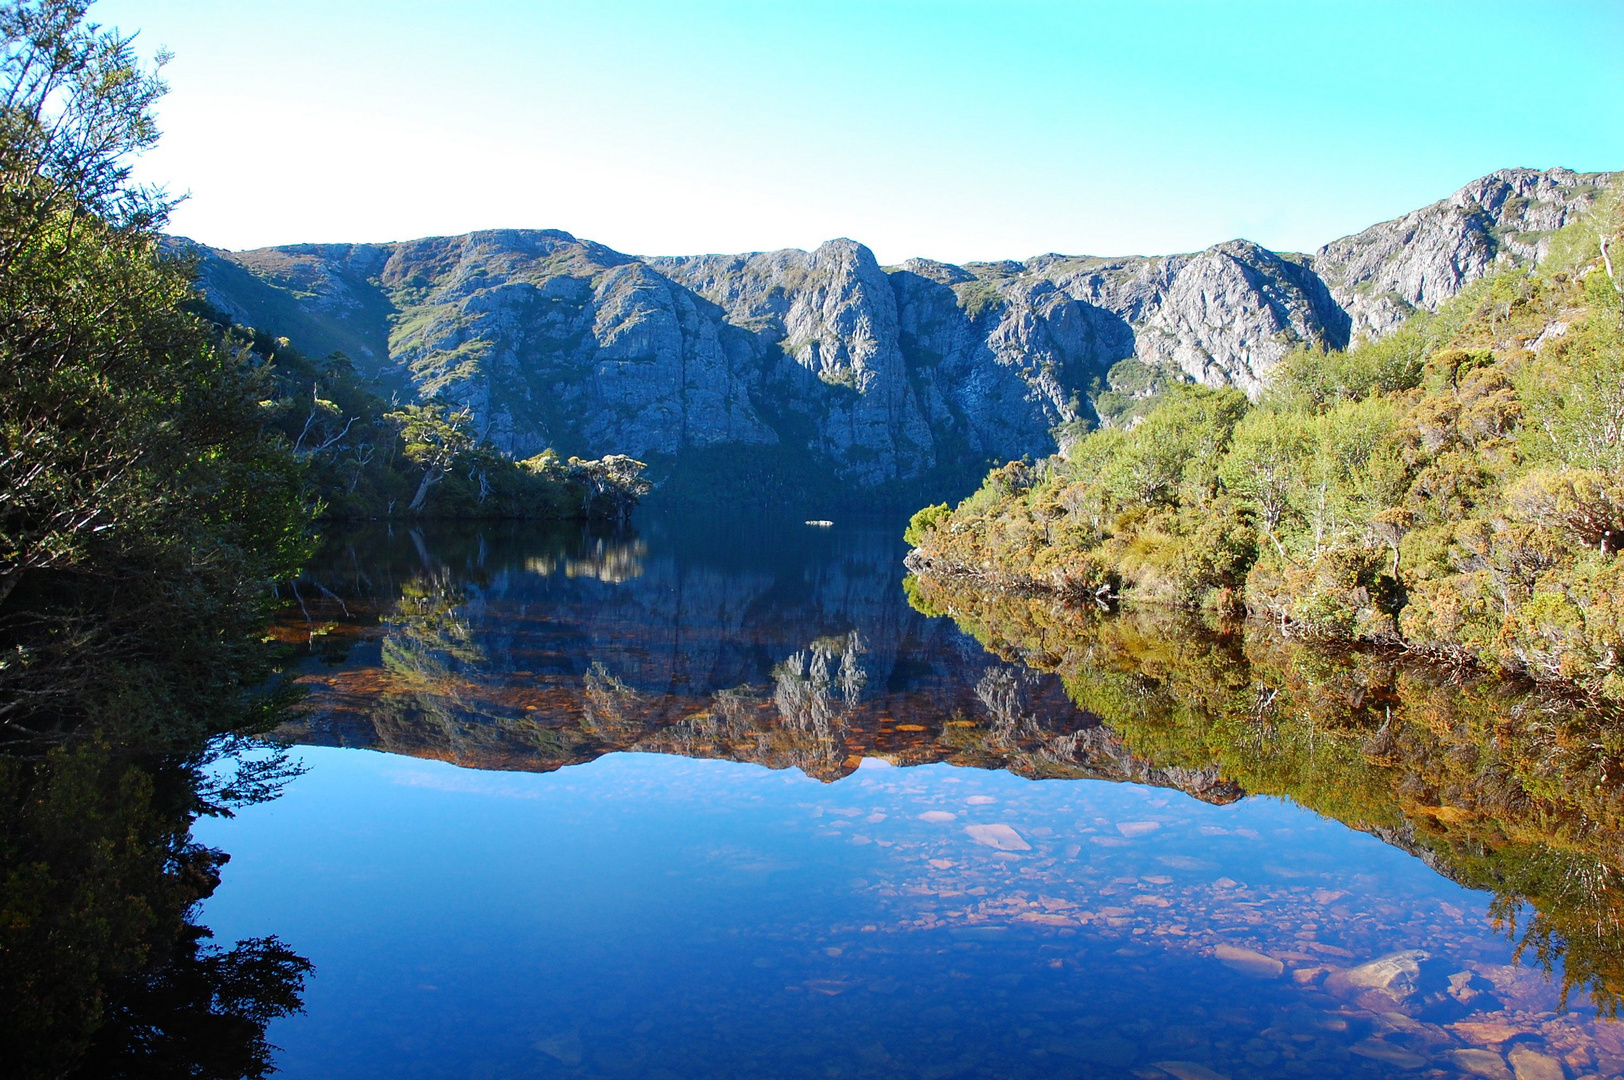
[245,515,1624,1079]
[0,739,312,1079]
[280,520,1231,796]
[905,571,1624,1021]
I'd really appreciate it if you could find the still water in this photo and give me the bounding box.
[199,514,1622,1079]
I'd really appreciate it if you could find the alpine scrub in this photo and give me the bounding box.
[906,185,1624,703]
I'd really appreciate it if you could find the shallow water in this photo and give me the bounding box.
[200,513,1622,1079]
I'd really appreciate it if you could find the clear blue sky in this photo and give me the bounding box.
[97,0,1624,264]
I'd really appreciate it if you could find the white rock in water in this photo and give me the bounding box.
[1212,944,1284,979]
[534,1032,583,1066]
[963,823,1031,851]
[1507,1046,1565,1080]
[1327,949,1430,1000]
[1451,1048,1513,1080]
[1152,1061,1230,1080]
[1349,1039,1427,1069]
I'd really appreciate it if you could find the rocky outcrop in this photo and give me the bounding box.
[985,241,1350,396]
[1311,167,1614,341]
[652,241,938,486]
[188,166,1616,492]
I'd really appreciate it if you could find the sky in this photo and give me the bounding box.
[97,0,1624,265]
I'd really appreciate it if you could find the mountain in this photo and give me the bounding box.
[186,166,1615,495]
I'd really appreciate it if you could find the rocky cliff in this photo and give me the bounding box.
[1313,167,1616,341]
[188,166,1615,495]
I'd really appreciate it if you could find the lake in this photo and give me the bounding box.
[196,513,1622,1079]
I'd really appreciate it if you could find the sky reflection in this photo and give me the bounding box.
[198,747,1615,1080]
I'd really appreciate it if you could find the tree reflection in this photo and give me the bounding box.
[906,570,1624,1015]
[0,740,310,1079]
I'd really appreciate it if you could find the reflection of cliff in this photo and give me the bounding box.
[274,521,1240,800]
[907,570,1624,1014]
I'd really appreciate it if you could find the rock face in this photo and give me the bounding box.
[1312,167,1615,341]
[188,167,1615,493]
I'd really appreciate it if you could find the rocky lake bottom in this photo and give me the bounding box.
[198,514,1624,1079]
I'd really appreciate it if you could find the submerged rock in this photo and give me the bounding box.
[963,823,1031,851]
[1212,944,1284,979]
[1506,1045,1566,1080]
[1349,1038,1428,1068]
[1152,1060,1231,1080]
[534,1031,583,1066]
[1451,1047,1515,1080]
[1326,949,1430,1003]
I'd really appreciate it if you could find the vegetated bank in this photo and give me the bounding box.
[0,3,318,1074]
[905,185,1624,706]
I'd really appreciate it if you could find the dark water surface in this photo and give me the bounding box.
[198,514,1622,1079]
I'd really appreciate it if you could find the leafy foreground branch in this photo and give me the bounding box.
[0,3,316,1076]
[907,183,1624,705]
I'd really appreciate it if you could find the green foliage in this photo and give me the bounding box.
[206,319,652,523]
[952,278,1004,321]
[0,0,310,746]
[385,402,475,510]
[904,503,950,547]
[907,179,1624,702]
[906,385,1252,610]
[0,4,314,1075]
[1090,356,1189,427]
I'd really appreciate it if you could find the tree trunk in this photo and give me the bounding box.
[0,566,21,608]
[408,466,443,512]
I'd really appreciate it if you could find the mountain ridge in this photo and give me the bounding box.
[186,166,1617,495]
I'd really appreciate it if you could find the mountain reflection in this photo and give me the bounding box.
[278,517,1624,1016]
[279,520,1233,797]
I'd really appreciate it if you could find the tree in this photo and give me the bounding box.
[566,454,651,525]
[1222,410,1309,561]
[0,4,314,1071]
[385,402,474,512]
[1507,469,1624,555]
[0,0,170,606]
[0,0,310,744]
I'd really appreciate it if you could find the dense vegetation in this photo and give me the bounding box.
[907,188,1624,703]
[904,574,1624,1014]
[0,3,318,1075]
[202,313,651,523]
